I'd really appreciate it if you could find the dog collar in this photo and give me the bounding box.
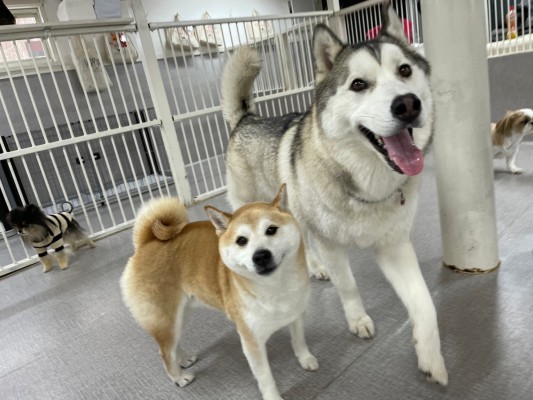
[348,187,405,206]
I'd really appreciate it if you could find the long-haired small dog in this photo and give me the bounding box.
[492,108,533,174]
[6,202,95,272]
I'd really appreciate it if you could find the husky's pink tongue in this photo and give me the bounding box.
[382,129,424,176]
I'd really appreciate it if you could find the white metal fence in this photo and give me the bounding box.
[0,2,330,275]
[1,0,532,275]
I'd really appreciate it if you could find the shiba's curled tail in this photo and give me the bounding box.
[221,47,262,130]
[132,197,188,248]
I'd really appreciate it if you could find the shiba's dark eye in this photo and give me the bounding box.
[265,226,278,236]
[350,79,367,92]
[399,64,412,78]
[236,236,248,246]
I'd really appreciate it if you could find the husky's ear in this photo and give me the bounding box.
[271,184,288,210]
[205,206,232,236]
[313,24,344,84]
[380,1,408,44]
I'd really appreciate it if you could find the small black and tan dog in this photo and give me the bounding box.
[7,202,95,272]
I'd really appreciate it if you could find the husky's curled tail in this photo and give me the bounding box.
[221,48,262,130]
[132,197,188,248]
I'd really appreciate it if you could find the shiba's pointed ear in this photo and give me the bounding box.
[313,24,344,84]
[205,206,232,236]
[380,1,407,44]
[271,184,288,210]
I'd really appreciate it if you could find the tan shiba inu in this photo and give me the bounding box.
[120,185,318,400]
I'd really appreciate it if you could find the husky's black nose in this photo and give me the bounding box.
[391,93,421,123]
[253,249,276,275]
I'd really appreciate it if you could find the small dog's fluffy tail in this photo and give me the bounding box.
[221,47,262,130]
[132,197,188,248]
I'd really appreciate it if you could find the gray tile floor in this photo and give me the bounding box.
[1,145,532,400]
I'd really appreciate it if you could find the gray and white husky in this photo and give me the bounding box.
[221,2,447,385]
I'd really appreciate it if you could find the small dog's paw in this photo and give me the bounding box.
[42,265,52,273]
[174,371,195,388]
[298,354,319,371]
[180,355,198,369]
[511,168,523,174]
[59,262,69,270]
[349,315,375,339]
[88,240,96,249]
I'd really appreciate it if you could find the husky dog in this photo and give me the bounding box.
[120,186,318,400]
[6,202,95,272]
[221,2,447,385]
[491,108,533,174]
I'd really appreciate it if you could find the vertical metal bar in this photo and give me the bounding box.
[131,0,192,204]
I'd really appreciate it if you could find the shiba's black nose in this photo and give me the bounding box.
[253,249,272,267]
[391,93,421,123]
[253,249,276,275]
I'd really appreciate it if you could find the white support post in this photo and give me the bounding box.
[421,0,499,272]
[129,0,192,205]
[327,0,346,41]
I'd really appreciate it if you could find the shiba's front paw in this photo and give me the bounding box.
[349,315,375,338]
[180,355,198,369]
[42,264,52,273]
[298,354,319,371]
[308,262,330,280]
[174,371,195,388]
[312,269,330,280]
[59,262,69,270]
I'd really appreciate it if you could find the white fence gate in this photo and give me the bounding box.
[1,0,531,275]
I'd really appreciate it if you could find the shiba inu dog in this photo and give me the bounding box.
[120,186,318,400]
[491,108,533,173]
[221,2,447,385]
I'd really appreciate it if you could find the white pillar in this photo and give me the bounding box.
[421,0,500,272]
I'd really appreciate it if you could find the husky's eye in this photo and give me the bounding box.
[236,236,248,246]
[265,226,278,236]
[399,64,412,78]
[350,79,367,92]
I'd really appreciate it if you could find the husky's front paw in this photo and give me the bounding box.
[511,167,523,174]
[349,315,375,338]
[298,354,319,371]
[174,371,195,388]
[415,342,448,385]
[262,393,283,400]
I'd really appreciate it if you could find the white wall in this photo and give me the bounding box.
[142,0,290,21]
[40,0,317,23]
